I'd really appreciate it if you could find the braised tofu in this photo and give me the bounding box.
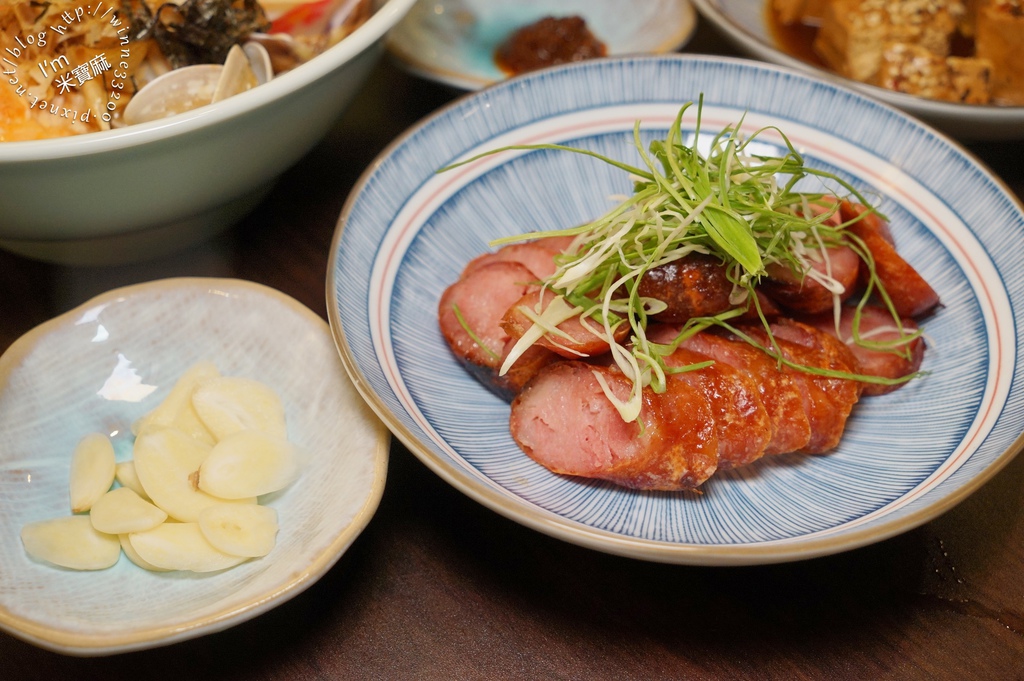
[975,0,1024,104]
[877,42,992,103]
[814,0,964,82]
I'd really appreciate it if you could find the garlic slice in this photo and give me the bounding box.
[69,433,116,514]
[21,516,120,570]
[129,522,247,572]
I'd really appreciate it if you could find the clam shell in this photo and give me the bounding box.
[212,45,260,103]
[123,43,275,126]
[123,64,223,126]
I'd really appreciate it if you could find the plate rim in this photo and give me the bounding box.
[0,277,390,655]
[327,53,1024,565]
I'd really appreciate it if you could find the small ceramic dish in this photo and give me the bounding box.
[328,54,1024,566]
[386,0,697,89]
[690,0,1024,141]
[0,278,388,656]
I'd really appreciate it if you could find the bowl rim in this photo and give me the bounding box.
[0,277,389,655]
[326,52,1024,566]
[0,0,419,163]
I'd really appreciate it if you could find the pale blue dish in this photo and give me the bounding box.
[386,0,696,89]
[0,279,388,654]
[327,54,1024,565]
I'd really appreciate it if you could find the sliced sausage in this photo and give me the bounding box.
[840,200,940,318]
[496,339,561,398]
[805,305,925,396]
[682,331,812,456]
[662,346,772,469]
[746,320,861,454]
[636,254,735,323]
[760,245,860,314]
[439,261,542,400]
[461,236,576,280]
[510,362,719,491]
[501,288,628,359]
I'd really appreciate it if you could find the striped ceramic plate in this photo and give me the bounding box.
[327,54,1024,565]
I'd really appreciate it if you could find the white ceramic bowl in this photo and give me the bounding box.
[328,54,1024,566]
[0,0,417,266]
[690,0,1024,141]
[386,0,697,90]
[0,278,388,655]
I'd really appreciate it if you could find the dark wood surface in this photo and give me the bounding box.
[2,21,1024,681]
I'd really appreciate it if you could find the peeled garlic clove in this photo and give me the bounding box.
[198,430,298,499]
[133,427,254,522]
[167,401,218,446]
[69,433,116,513]
[119,533,171,572]
[129,522,247,572]
[21,516,120,570]
[115,460,150,500]
[192,376,288,441]
[89,487,168,535]
[198,503,278,558]
[135,362,219,444]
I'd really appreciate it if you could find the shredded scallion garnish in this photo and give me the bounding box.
[441,98,924,422]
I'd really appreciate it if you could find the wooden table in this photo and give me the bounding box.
[2,22,1024,680]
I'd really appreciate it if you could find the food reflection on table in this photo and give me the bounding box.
[0,0,371,141]
[769,0,1024,105]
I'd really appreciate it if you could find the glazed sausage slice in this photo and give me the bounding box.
[461,236,575,280]
[636,254,735,323]
[840,201,940,318]
[661,346,772,469]
[497,339,561,397]
[501,289,628,359]
[439,261,543,398]
[745,320,861,454]
[439,261,535,369]
[682,332,812,456]
[805,305,925,396]
[761,245,861,314]
[510,362,719,491]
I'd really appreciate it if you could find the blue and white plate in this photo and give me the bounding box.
[327,54,1024,565]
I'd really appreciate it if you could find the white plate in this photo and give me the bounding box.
[386,0,696,89]
[690,0,1024,141]
[328,54,1024,566]
[0,278,388,655]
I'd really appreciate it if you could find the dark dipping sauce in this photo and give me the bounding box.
[495,16,607,76]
